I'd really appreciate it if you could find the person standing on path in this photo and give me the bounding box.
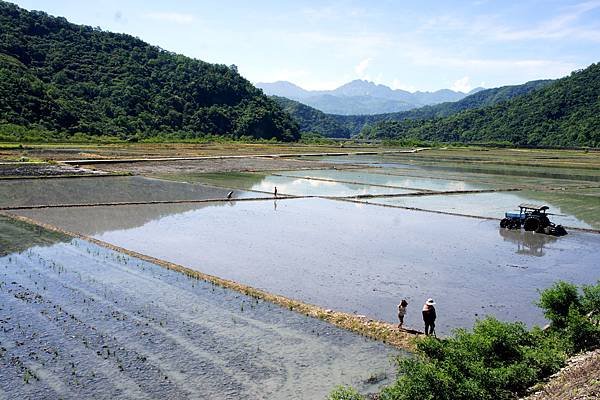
[274,186,278,197]
[422,298,436,336]
[397,299,408,329]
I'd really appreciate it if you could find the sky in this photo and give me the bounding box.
[8,0,600,92]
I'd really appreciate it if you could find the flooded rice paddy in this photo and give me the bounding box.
[0,217,398,399]
[2,150,599,398]
[15,198,599,335]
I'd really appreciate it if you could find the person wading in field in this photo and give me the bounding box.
[397,299,408,329]
[274,186,278,197]
[422,298,436,336]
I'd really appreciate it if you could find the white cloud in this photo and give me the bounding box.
[451,76,472,92]
[482,1,600,42]
[143,12,195,24]
[355,58,372,76]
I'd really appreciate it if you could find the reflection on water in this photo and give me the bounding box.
[249,175,414,196]
[498,228,557,257]
[280,169,489,192]
[0,216,69,256]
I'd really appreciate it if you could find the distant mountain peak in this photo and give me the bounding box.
[257,79,474,115]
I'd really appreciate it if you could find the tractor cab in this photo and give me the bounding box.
[500,203,567,236]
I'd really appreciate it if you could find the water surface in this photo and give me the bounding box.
[16,198,600,335]
[0,216,398,399]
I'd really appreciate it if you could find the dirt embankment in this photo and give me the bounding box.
[523,349,600,400]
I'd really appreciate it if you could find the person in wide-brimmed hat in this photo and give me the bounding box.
[422,298,437,336]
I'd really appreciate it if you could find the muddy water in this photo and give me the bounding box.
[367,190,598,229]
[0,217,399,399]
[16,199,600,335]
[0,176,261,208]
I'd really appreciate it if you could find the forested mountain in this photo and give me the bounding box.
[257,79,475,115]
[361,63,600,147]
[278,78,554,138]
[385,80,553,121]
[0,2,299,141]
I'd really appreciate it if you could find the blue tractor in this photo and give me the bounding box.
[500,203,567,236]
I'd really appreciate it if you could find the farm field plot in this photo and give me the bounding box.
[0,176,262,208]
[356,167,600,190]
[14,198,600,335]
[302,150,600,182]
[0,216,398,399]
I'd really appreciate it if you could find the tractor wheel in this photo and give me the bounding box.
[524,217,540,232]
[554,225,568,236]
[510,220,521,230]
[500,218,510,228]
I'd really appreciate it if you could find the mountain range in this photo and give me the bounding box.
[257,80,483,115]
[273,79,553,138]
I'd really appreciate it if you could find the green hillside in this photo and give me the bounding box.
[362,63,600,147]
[387,79,553,121]
[271,96,351,137]
[0,2,299,141]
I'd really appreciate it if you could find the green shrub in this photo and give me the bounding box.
[328,385,364,400]
[563,308,600,353]
[537,281,581,328]
[538,280,600,352]
[581,281,600,318]
[378,317,567,400]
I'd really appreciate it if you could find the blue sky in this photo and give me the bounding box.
[9,0,600,92]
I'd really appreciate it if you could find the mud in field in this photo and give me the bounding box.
[85,157,338,176]
[0,163,103,178]
[0,176,262,208]
[0,217,399,399]
[15,199,600,335]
